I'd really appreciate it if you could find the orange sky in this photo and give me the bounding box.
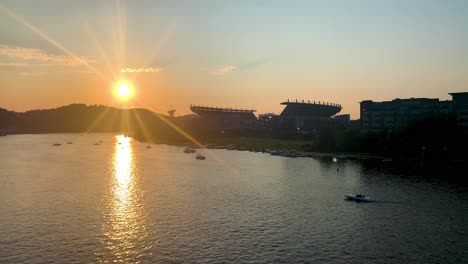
[1,1,467,118]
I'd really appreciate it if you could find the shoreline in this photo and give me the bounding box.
[4,132,465,170]
[133,136,468,174]
[132,134,389,161]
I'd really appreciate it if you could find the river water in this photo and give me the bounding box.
[0,134,466,263]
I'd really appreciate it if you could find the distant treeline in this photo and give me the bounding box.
[0,104,186,142]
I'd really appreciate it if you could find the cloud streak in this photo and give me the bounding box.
[120,67,162,73]
[212,65,236,76]
[0,45,94,66]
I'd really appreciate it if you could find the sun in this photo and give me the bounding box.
[113,80,134,101]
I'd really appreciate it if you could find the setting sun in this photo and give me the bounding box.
[114,81,134,101]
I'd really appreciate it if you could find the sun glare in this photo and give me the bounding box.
[114,81,134,101]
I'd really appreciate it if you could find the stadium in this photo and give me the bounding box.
[190,105,257,130]
[278,99,342,131]
[189,99,343,132]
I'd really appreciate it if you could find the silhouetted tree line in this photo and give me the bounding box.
[0,104,187,143]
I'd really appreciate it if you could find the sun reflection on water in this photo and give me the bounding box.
[100,135,147,263]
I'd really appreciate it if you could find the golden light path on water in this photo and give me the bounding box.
[100,135,148,263]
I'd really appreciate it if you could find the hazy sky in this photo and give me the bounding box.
[1,0,467,118]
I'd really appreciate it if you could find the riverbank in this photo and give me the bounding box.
[133,134,387,161]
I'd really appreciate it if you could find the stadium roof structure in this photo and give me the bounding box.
[280,99,342,118]
[190,105,256,114]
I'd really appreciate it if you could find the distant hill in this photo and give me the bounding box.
[0,104,188,142]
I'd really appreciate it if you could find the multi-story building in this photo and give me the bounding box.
[450,92,468,134]
[360,97,452,133]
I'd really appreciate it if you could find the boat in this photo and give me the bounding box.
[196,153,206,160]
[184,147,196,153]
[52,143,61,146]
[345,194,375,202]
[67,142,73,144]
[270,149,298,157]
[146,145,152,148]
[226,145,236,150]
[270,150,282,155]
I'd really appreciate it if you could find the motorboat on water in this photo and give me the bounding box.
[184,147,196,153]
[146,145,152,148]
[196,153,206,160]
[52,143,61,146]
[345,194,375,202]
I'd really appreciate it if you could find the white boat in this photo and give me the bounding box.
[344,194,375,202]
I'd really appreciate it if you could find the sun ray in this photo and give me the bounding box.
[0,4,105,80]
[135,100,204,147]
[85,106,113,133]
[122,108,132,134]
[137,21,178,71]
[133,100,241,174]
[116,0,127,71]
[130,110,153,143]
[81,18,117,79]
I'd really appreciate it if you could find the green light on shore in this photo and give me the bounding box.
[332,157,338,163]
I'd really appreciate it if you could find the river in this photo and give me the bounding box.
[0,134,466,263]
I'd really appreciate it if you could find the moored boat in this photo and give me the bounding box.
[196,153,206,160]
[184,147,196,153]
[345,194,375,202]
[226,144,236,150]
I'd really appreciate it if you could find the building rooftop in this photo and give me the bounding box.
[281,99,342,108]
[360,97,440,103]
[449,92,468,95]
[190,105,256,113]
